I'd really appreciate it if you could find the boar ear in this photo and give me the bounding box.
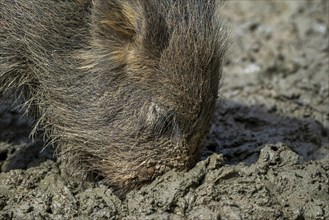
[91,0,168,58]
[138,2,169,58]
[91,0,141,42]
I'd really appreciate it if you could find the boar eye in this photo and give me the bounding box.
[153,110,177,137]
[145,103,177,137]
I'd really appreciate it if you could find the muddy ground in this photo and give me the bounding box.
[0,0,328,219]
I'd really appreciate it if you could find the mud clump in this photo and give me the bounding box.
[0,0,227,196]
[125,144,329,219]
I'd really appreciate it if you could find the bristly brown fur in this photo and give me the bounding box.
[0,0,228,198]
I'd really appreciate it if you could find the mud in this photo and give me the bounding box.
[0,0,328,219]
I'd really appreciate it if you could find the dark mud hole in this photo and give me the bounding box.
[1,1,328,219]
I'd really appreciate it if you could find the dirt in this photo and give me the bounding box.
[0,0,328,219]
